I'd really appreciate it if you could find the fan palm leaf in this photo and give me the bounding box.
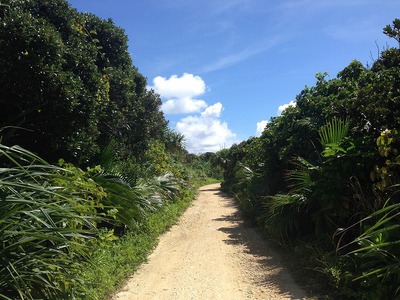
[319,117,350,147]
[319,117,351,157]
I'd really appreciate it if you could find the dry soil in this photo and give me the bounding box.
[112,183,307,300]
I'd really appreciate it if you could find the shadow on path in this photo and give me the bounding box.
[212,190,306,300]
[199,187,220,192]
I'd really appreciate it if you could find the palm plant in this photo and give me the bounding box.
[262,118,354,239]
[338,197,400,298]
[92,142,182,232]
[264,193,309,238]
[164,128,186,152]
[150,172,181,202]
[319,116,351,158]
[93,175,165,231]
[0,144,102,299]
[228,162,259,215]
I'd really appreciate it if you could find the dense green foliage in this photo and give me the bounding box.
[0,145,102,299]
[0,0,167,164]
[0,1,223,299]
[219,19,400,299]
[0,141,215,299]
[5,0,399,298]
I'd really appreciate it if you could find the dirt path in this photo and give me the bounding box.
[112,183,307,300]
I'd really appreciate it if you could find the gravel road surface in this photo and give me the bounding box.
[112,183,306,300]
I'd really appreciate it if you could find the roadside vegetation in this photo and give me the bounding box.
[218,19,400,299]
[1,1,398,299]
[0,1,221,299]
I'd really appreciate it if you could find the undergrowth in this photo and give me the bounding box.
[276,240,345,299]
[76,185,201,299]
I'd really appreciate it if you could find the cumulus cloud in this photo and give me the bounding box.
[176,102,236,153]
[150,73,208,114]
[256,120,268,136]
[277,100,296,115]
[151,73,236,152]
[162,98,207,114]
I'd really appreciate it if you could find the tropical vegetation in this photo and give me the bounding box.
[218,19,400,299]
[0,1,221,299]
[1,0,399,299]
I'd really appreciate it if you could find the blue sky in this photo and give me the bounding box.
[68,0,399,153]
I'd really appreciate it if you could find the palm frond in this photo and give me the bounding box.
[261,193,308,238]
[0,143,101,299]
[287,157,320,193]
[151,172,181,201]
[339,199,400,287]
[319,117,350,147]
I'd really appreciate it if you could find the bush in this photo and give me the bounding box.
[0,144,104,299]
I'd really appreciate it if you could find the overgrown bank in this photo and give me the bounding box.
[218,19,400,300]
[0,137,221,300]
[79,179,219,300]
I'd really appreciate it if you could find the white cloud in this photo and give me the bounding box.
[176,102,236,153]
[162,98,207,114]
[277,100,296,115]
[150,73,208,114]
[201,102,223,118]
[152,73,205,98]
[256,120,268,136]
[151,73,236,152]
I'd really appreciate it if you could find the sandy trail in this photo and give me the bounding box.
[112,183,306,300]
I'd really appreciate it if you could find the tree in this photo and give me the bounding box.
[383,18,400,47]
[0,0,101,163]
[0,0,168,166]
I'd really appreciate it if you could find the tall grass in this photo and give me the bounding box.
[338,197,400,299]
[0,144,102,299]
